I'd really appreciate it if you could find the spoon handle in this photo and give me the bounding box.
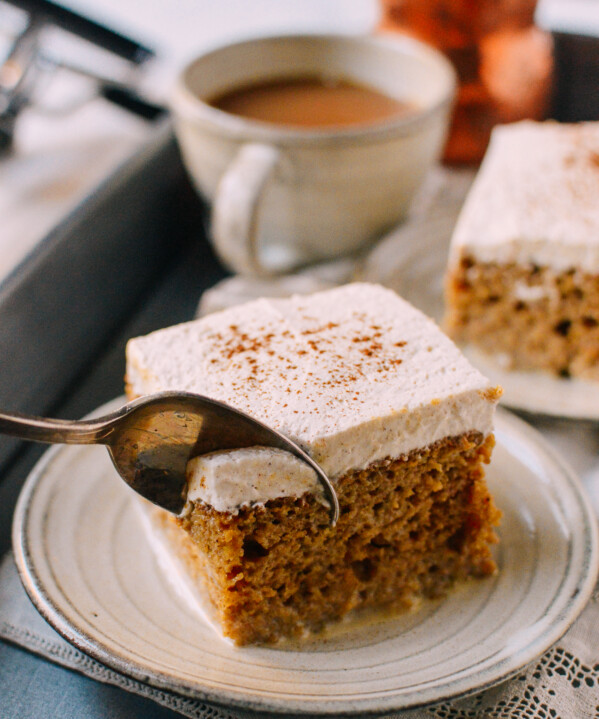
[0,410,113,445]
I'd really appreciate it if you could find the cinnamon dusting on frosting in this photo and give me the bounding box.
[126,283,499,480]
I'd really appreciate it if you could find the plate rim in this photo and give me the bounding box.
[11,399,599,715]
[463,345,599,422]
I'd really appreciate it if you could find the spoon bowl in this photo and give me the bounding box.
[0,392,339,523]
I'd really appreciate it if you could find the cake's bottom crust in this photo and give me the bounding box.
[161,431,500,646]
[446,257,599,380]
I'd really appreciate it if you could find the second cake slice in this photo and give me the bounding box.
[446,121,599,380]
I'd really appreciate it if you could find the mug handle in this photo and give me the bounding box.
[212,142,280,276]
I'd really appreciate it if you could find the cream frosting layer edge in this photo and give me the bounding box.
[179,387,495,514]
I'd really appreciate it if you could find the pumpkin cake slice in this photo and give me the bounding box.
[126,283,501,645]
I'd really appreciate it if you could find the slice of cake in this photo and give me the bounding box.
[126,283,501,645]
[445,121,599,380]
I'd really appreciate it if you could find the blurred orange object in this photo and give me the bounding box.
[380,0,553,163]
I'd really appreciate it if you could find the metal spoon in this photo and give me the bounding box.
[0,391,339,525]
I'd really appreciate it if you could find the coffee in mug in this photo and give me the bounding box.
[209,76,418,129]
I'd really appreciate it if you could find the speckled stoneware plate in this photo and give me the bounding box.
[360,178,599,420]
[13,398,598,715]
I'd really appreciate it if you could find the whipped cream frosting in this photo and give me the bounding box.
[186,447,321,513]
[126,283,499,511]
[450,121,599,273]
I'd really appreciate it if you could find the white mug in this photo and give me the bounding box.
[171,34,456,276]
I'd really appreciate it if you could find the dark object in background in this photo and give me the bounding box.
[552,32,599,122]
[0,0,166,151]
[3,0,154,63]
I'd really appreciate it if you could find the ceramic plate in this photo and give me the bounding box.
[360,173,599,420]
[13,398,598,715]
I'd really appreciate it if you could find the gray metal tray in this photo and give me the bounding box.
[0,125,222,468]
